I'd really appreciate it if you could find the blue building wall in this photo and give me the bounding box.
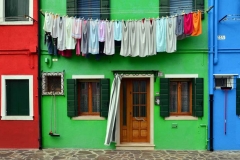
[209,0,240,150]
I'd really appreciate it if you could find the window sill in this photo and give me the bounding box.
[0,21,33,25]
[1,116,33,120]
[72,116,105,120]
[165,116,198,121]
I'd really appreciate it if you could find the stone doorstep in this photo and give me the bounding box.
[115,143,155,150]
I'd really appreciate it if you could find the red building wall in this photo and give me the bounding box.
[0,0,39,148]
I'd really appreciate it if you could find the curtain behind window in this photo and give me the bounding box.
[5,0,29,21]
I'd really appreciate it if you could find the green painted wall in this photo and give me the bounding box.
[40,0,208,149]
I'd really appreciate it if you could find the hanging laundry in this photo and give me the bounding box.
[138,19,149,57]
[120,20,131,57]
[81,20,90,55]
[89,19,99,55]
[175,15,186,40]
[51,14,58,55]
[52,14,58,39]
[58,50,72,57]
[129,20,139,57]
[166,17,177,53]
[57,16,66,51]
[184,13,193,35]
[104,21,115,55]
[191,10,202,36]
[72,18,82,55]
[156,18,167,52]
[114,21,122,41]
[43,12,53,33]
[148,19,156,56]
[65,17,76,50]
[98,20,106,42]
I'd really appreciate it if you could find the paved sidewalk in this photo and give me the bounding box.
[1,149,240,160]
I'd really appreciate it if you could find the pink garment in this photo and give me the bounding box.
[184,13,193,35]
[76,39,81,56]
[58,50,72,57]
[98,20,106,42]
[72,18,82,39]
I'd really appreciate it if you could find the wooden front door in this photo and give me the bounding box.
[120,78,150,143]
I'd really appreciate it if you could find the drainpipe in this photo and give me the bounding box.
[213,0,218,65]
[38,0,42,150]
[208,0,215,151]
[209,94,214,151]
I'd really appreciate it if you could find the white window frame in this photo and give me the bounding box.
[1,75,34,120]
[164,74,199,120]
[0,0,33,25]
[71,75,105,120]
[214,74,238,89]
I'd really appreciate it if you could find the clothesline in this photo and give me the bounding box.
[42,10,202,58]
[40,9,204,21]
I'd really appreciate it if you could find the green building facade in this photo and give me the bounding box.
[40,0,208,150]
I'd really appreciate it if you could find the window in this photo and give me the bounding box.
[42,72,64,95]
[214,75,233,89]
[0,0,33,25]
[160,77,203,118]
[1,75,33,120]
[66,0,110,20]
[170,79,192,115]
[67,77,110,118]
[78,80,100,115]
[159,0,204,19]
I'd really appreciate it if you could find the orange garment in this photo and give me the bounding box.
[191,10,202,36]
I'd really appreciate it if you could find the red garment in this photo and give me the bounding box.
[58,50,72,57]
[184,13,193,35]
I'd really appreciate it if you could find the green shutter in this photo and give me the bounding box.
[194,0,204,19]
[160,78,170,117]
[236,79,240,115]
[192,78,204,117]
[100,79,110,117]
[67,79,78,117]
[100,0,110,20]
[159,0,170,17]
[6,80,29,115]
[67,0,77,17]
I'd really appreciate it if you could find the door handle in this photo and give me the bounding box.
[134,117,145,121]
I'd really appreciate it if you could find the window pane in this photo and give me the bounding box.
[133,93,139,105]
[133,81,139,92]
[140,81,146,92]
[5,0,29,21]
[181,82,189,112]
[47,76,61,92]
[215,78,227,87]
[80,82,88,112]
[92,82,100,112]
[140,93,146,105]
[140,106,146,117]
[133,106,139,117]
[6,80,29,115]
[170,82,178,112]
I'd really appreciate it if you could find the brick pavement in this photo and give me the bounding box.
[0,149,240,160]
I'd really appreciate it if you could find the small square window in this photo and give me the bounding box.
[42,72,64,95]
[214,75,233,89]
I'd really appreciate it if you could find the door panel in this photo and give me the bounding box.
[120,78,150,143]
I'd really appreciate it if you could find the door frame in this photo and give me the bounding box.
[115,74,154,147]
